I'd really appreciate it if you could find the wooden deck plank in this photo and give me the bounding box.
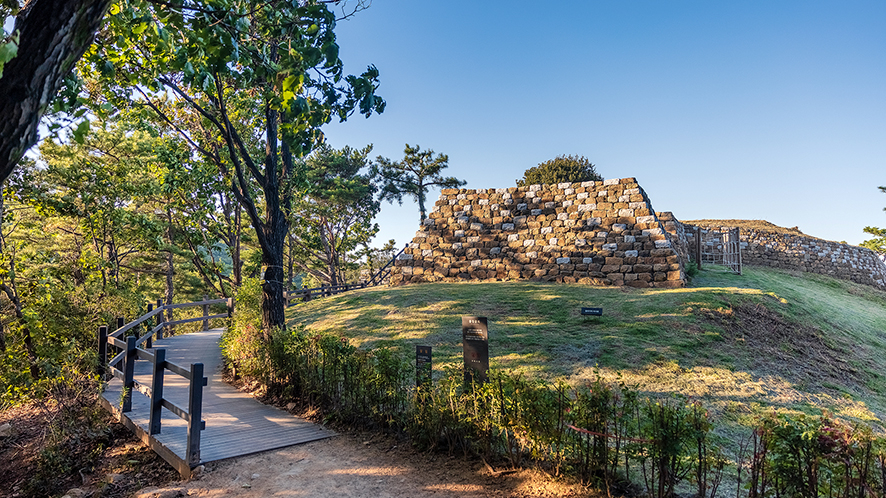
[101,328,333,474]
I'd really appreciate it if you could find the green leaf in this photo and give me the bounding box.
[282,74,303,92]
[132,22,149,35]
[72,120,90,144]
[322,42,339,65]
[0,30,20,79]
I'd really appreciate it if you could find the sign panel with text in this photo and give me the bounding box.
[462,316,489,385]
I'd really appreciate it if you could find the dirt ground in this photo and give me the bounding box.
[133,431,593,498]
[1,400,594,498]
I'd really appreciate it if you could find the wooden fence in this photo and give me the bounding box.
[285,246,407,304]
[98,297,231,470]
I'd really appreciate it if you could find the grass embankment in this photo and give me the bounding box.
[683,219,811,237]
[286,267,886,435]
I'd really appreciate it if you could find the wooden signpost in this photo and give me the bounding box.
[416,345,432,386]
[462,316,489,385]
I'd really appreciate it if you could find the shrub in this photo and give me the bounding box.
[223,292,886,496]
[516,154,602,187]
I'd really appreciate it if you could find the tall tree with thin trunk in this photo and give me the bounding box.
[288,144,379,286]
[80,0,384,332]
[375,144,465,223]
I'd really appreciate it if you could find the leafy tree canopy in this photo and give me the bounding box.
[861,186,886,255]
[77,0,385,330]
[289,144,379,286]
[516,154,602,187]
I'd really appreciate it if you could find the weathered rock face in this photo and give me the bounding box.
[667,219,886,289]
[391,178,685,287]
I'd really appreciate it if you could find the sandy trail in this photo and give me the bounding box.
[133,432,590,498]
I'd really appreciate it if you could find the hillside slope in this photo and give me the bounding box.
[286,267,886,431]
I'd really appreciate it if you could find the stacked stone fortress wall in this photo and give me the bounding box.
[659,216,886,289]
[391,178,686,287]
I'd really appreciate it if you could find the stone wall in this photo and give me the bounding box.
[391,178,685,288]
[666,219,886,289]
[656,212,691,267]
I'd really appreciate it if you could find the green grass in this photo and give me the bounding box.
[287,266,886,431]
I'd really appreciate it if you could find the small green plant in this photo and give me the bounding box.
[685,261,699,279]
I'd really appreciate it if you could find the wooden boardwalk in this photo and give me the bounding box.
[101,328,333,474]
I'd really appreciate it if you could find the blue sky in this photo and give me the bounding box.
[322,0,886,249]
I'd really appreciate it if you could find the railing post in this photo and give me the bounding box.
[737,228,743,275]
[149,348,166,434]
[202,295,209,331]
[695,226,703,271]
[116,316,124,335]
[122,336,137,413]
[146,303,154,349]
[156,298,164,340]
[226,297,234,317]
[186,362,205,467]
[98,326,108,377]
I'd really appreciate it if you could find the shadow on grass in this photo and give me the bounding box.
[286,269,886,428]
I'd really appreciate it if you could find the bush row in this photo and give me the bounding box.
[222,284,886,497]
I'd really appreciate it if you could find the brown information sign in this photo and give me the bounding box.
[416,345,432,386]
[462,316,489,385]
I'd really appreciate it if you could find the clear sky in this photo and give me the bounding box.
[321,0,886,250]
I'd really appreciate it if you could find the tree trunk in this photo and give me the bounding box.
[233,206,242,288]
[260,204,287,331]
[418,189,427,222]
[0,191,37,378]
[0,0,112,183]
[0,283,39,380]
[320,222,338,286]
[286,232,294,289]
[165,207,174,324]
[258,105,288,333]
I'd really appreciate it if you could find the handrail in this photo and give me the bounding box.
[368,245,407,286]
[284,245,409,305]
[112,306,164,337]
[98,296,229,469]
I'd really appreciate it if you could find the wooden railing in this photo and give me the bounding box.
[367,246,406,286]
[285,246,408,305]
[98,297,231,468]
[285,282,369,304]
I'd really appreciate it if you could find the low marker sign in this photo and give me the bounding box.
[581,307,603,316]
[416,345,432,387]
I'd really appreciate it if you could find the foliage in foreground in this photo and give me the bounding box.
[19,375,111,497]
[222,284,886,497]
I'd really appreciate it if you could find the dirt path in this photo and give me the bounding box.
[133,432,592,498]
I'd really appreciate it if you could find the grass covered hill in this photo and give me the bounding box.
[682,219,811,237]
[286,267,886,432]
